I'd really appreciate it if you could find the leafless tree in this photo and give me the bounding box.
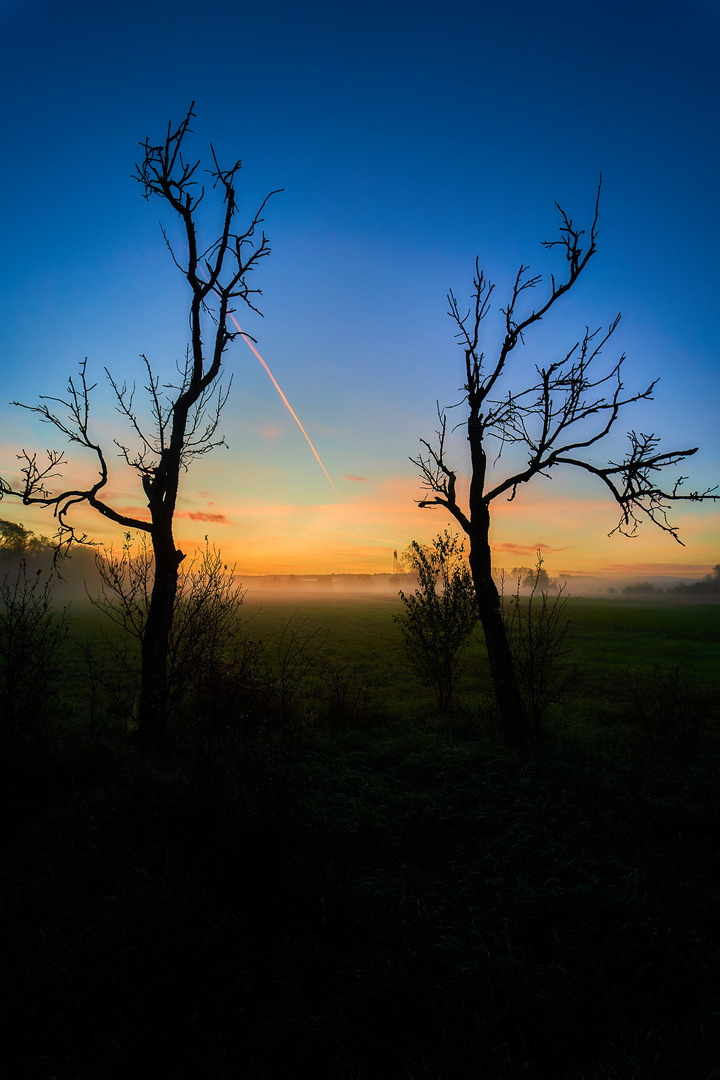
[412,181,717,744]
[0,104,278,748]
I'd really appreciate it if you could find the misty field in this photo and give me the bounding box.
[2,594,719,1079]
[234,592,720,725]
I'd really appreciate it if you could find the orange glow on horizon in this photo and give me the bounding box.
[230,315,400,549]
[2,403,716,581]
[3,488,716,581]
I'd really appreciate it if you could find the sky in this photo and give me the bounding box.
[0,0,718,581]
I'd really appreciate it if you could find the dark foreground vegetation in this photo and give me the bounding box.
[1,593,719,1079]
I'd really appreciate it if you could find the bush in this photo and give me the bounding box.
[0,560,67,762]
[395,532,479,713]
[86,534,249,726]
[502,552,575,734]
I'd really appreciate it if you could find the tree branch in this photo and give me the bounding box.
[415,178,716,548]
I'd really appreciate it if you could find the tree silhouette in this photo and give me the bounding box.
[0,518,53,561]
[509,563,551,593]
[673,562,720,595]
[395,531,479,712]
[413,181,717,743]
[0,104,278,748]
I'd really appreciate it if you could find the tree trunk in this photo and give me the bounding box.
[465,420,530,745]
[137,523,183,750]
[468,517,530,745]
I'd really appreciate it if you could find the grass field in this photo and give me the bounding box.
[234,593,720,724]
[1,595,719,1078]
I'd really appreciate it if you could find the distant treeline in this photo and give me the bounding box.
[621,564,720,597]
[242,572,418,593]
[0,517,98,594]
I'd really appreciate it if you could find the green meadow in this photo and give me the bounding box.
[235,592,720,725]
[2,593,719,1079]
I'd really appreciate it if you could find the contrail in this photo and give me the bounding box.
[226,312,398,546]
[227,313,344,503]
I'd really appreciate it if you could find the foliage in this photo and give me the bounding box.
[0,560,67,761]
[621,581,660,595]
[85,549,320,820]
[86,534,248,723]
[502,552,575,734]
[673,563,720,595]
[510,563,551,592]
[395,532,479,712]
[0,516,53,555]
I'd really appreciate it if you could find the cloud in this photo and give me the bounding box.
[597,561,714,576]
[344,475,369,482]
[178,511,229,523]
[492,541,571,556]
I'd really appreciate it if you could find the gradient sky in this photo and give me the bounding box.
[0,0,718,579]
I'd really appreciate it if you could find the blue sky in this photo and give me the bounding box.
[0,0,718,577]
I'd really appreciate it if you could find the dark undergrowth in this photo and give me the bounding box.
[1,703,719,1080]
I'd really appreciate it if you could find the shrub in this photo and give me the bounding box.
[87,534,249,726]
[395,532,479,713]
[501,551,575,734]
[0,560,68,761]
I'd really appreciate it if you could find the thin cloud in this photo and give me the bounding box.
[344,475,369,482]
[493,541,571,556]
[100,507,229,525]
[599,562,713,575]
[179,511,229,523]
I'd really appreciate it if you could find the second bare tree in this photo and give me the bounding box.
[413,182,717,743]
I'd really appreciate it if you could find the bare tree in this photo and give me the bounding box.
[413,181,717,744]
[0,104,278,748]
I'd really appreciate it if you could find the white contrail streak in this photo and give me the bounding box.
[227,313,398,546]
